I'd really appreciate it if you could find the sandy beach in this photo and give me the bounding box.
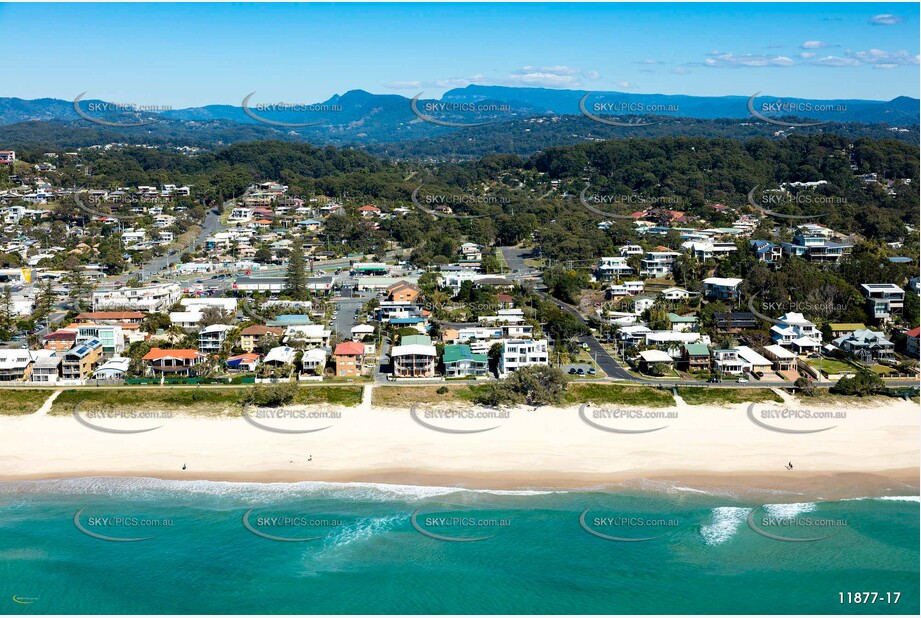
[2,390,918,500]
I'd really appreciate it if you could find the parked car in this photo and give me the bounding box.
[736,378,749,383]
[707,377,721,383]
[577,368,585,375]
[568,368,578,375]
[588,367,596,375]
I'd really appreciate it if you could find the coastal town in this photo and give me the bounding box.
[0,145,917,397]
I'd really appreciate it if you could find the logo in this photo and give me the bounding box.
[12,596,38,605]
[241,92,327,128]
[73,508,157,542]
[578,404,671,434]
[410,93,496,128]
[747,92,828,128]
[579,509,671,542]
[410,185,490,220]
[72,400,165,434]
[579,93,659,127]
[73,92,159,127]
[409,404,503,434]
[745,403,838,434]
[72,188,141,222]
[747,186,829,220]
[746,505,839,542]
[410,508,503,542]
[241,508,328,542]
[241,403,334,434]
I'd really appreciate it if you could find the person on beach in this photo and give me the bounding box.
[785,462,793,470]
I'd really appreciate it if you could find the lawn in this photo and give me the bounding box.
[806,357,858,376]
[0,389,55,416]
[677,387,783,406]
[566,383,675,407]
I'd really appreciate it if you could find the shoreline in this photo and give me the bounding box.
[2,468,918,502]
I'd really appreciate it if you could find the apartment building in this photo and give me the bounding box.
[0,349,33,381]
[239,325,284,352]
[199,324,234,355]
[499,339,549,377]
[76,324,125,358]
[391,338,437,378]
[333,341,365,377]
[639,251,681,277]
[61,339,103,381]
[93,282,181,312]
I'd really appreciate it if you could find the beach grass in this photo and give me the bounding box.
[50,384,363,417]
[0,389,55,416]
[677,387,783,406]
[565,383,675,407]
[372,384,482,407]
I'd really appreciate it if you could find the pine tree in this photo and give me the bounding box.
[285,240,306,300]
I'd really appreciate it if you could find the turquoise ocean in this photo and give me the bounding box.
[1,478,917,614]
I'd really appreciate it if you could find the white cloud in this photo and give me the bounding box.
[873,63,900,70]
[799,52,817,59]
[434,75,489,89]
[613,81,635,89]
[671,67,691,75]
[869,14,904,25]
[384,81,422,90]
[505,66,595,88]
[801,40,828,49]
[812,56,861,67]
[704,52,796,67]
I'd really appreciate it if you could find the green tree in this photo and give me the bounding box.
[284,240,307,300]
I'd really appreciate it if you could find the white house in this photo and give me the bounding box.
[499,339,548,377]
[702,277,743,301]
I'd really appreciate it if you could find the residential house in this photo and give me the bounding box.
[283,324,331,348]
[702,277,743,301]
[141,348,205,377]
[906,326,919,358]
[860,284,905,322]
[263,345,297,367]
[442,344,488,378]
[833,329,895,363]
[681,343,711,372]
[660,286,691,301]
[92,356,130,380]
[76,311,145,324]
[43,329,77,352]
[226,353,261,372]
[596,256,634,281]
[75,324,124,358]
[300,348,328,373]
[781,232,852,263]
[714,311,758,332]
[827,323,867,339]
[638,349,674,373]
[762,345,798,372]
[735,346,773,376]
[750,239,782,264]
[712,348,745,375]
[0,349,33,381]
[387,281,421,303]
[239,325,284,352]
[30,355,61,384]
[770,312,822,354]
[667,313,699,332]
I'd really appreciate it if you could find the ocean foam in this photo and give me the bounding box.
[700,506,750,546]
[762,502,816,518]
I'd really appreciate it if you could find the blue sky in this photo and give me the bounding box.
[0,3,917,106]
